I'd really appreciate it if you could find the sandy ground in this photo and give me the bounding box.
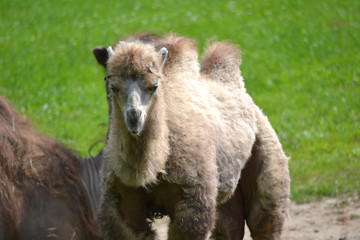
[244,195,360,240]
[153,195,360,240]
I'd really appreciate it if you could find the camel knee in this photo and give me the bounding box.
[169,199,216,240]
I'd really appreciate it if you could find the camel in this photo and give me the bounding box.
[0,95,101,240]
[93,34,290,240]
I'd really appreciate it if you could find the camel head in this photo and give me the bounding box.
[104,41,168,136]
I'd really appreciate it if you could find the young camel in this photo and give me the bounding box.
[95,34,290,240]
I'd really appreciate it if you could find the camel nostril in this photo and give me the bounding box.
[126,108,141,122]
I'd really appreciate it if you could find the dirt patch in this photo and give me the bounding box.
[244,195,360,240]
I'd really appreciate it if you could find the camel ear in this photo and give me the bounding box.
[158,47,168,69]
[92,46,109,68]
[107,46,115,57]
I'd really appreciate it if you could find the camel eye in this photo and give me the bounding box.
[149,83,158,93]
[110,84,119,93]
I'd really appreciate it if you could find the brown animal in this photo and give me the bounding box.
[93,34,290,240]
[0,95,101,240]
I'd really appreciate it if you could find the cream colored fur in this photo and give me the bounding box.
[98,34,290,240]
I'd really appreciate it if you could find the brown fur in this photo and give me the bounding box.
[0,95,100,239]
[212,186,245,240]
[96,34,290,240]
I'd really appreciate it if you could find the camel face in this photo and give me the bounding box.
[104,42,167,136]
[106,73,159,136]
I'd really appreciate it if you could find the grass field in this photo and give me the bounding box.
[0,0,359,202]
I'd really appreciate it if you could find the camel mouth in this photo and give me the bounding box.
[125,109,144,136]
[125,117,143,134]
[127,125,143,136]
[129,129,140,136]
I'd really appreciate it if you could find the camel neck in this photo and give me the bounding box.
[103,91,169,187]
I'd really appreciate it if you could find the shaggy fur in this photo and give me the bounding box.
[200,41,290,239]
[95,34,290,240]
[93,32,161,68]
[0,95,100,240]
[201,40,244,88]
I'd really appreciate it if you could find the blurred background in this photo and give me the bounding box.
[0,0,359,202]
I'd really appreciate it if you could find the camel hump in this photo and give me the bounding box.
[200,41,244,88]
[155,34,199,73]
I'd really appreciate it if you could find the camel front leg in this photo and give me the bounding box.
[98,193,155,240]
[168,185,217,240]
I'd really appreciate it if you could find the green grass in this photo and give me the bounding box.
[0,0,359,202]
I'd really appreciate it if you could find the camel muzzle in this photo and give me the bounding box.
[125,108,143,135]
